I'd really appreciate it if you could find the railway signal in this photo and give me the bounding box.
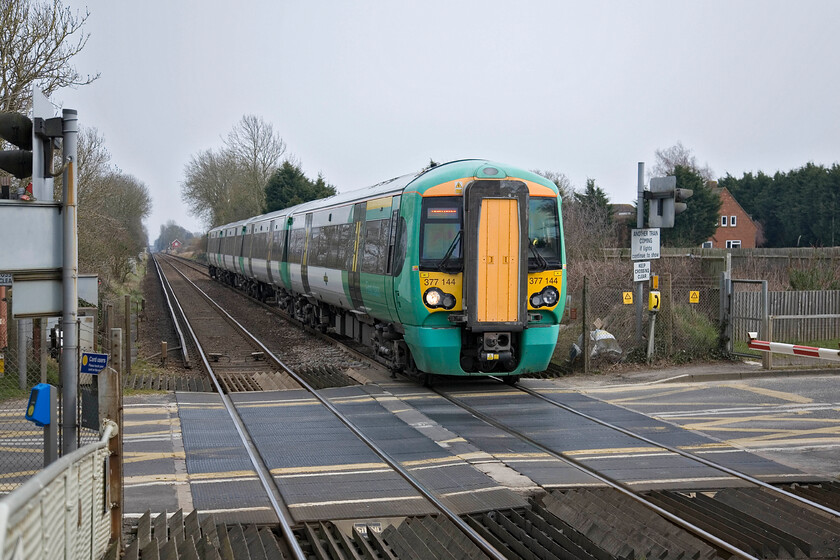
[0,89,62,201]
[646,176,693,228]
[0,112,34,179]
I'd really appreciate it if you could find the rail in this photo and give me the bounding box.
[160,255,509,560]
[0,420,119,560]
[152,254,191,368]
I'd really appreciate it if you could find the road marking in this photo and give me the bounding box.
[123,451,186,464]
[271,462,388,476]
[0,446,40,454]
[727,383,813,404]
[0,469,39,480]
[288,495,425,509]
[602,386,704,404]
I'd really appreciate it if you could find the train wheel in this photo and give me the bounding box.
[503,375,520,386]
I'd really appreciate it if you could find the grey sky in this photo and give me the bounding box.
[58,1,840,240]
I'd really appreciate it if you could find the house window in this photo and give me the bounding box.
[726,240,741,249]
[701,241,713,248]
[730,215,737,227]
[720,216,728,227]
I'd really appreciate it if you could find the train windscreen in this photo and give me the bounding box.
[420,197,462,271]
[528,197,562,270]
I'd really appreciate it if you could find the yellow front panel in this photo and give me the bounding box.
[477,199,519,322]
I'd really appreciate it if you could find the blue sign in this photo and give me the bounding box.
[80,352,109,375]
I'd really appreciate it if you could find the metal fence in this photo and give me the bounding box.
[559,269,721,371]
[0,289,107,494]
[0,421,117,560]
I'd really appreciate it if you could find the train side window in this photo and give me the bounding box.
[307,227,319,266]
[362,219,385,274]
[288,228,305,264]
[338,223,355,270]
[324,224,341,268]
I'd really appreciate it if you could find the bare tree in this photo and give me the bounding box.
[0,0,98,113]
[531,169,620,263]
[651,141,714,182]
[71,127,151,289]
[531,169,573,198]
[181,115,287,228]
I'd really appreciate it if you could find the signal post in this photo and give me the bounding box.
[0,88,81,452]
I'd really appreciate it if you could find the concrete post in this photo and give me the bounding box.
[124,295,131,377]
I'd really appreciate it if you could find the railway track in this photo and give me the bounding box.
[139,253,840,560]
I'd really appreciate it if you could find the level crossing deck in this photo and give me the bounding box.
[121,379,815,524]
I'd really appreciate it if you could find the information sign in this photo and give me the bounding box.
[631,228,661,260]
[633,261,650,282]
[80,352,108,375]
[0,273,11,286]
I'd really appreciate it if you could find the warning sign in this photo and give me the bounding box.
[689,290,700,304]
[622,292,633,305]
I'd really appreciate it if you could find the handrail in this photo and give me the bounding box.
[0,420,119,558]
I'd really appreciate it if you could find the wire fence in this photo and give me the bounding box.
[557,256,724,372]
[0,289,137,495]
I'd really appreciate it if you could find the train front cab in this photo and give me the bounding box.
[400,165,565,377]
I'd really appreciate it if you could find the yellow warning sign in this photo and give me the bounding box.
[689,290,700,304]
[622,292,633,305]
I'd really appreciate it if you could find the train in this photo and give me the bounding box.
[206,159,566,382]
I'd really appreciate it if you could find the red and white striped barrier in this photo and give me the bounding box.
[747,332,840,363]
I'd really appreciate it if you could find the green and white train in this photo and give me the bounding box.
[207,159,566,381]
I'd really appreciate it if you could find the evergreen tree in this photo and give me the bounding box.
[574,178,612,224]
[721,162,840,247]
[264,161,337,212]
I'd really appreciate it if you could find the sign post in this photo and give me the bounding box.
[631,225,660,346]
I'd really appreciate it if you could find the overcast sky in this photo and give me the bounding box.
[57,1,840,241]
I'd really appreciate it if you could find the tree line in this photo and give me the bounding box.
[720,163,840,248]
[2,0,150,295]
[179,115,337,235]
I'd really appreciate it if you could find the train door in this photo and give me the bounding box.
[384,195,402,322]
[347,202,366,312]
[266,219,276,285]
[463,180,529,331]
[236,225,247,275]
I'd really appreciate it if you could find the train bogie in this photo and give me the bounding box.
[206,160,567,379]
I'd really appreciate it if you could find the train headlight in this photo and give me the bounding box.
[424,288,443,308]
[529,286,559,308]
[542,286,559,306]
[424,288,457,310]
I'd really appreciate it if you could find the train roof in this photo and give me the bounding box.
[208,159,560,234]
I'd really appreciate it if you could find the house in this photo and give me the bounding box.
[702,186,759,249]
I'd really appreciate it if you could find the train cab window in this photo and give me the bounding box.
[420,197,462,271]
[529,197,562,270]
